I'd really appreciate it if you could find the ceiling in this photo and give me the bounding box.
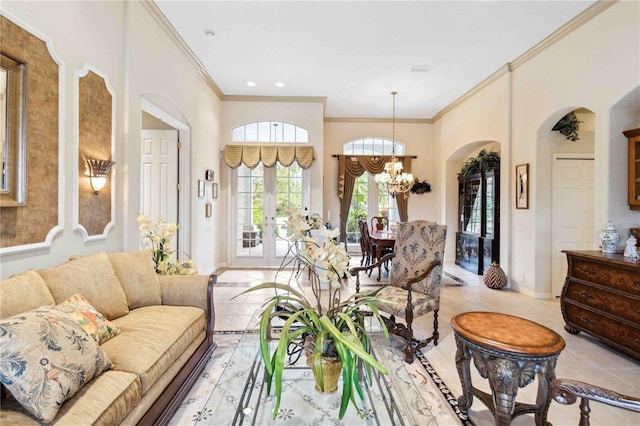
[154,1,596,120]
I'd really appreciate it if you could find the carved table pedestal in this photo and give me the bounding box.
[451,312,565,426]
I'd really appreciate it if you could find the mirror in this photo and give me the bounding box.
[1,53,26,206]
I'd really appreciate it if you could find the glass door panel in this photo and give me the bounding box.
[231,163,308,266]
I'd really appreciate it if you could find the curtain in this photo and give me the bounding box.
[336,155,413,244]
[223,145,315,169]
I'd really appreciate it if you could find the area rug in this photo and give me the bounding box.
[169,332,474,426]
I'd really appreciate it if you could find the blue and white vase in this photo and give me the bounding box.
[599,222,619,253]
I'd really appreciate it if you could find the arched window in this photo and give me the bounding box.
[232,121,308,143]
[342,138,403,247]
[343,138,404,156]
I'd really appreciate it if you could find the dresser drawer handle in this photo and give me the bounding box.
[634,280,640,287]
[580,316,595,325]
[582,268,597,275]
[578,290,593,299]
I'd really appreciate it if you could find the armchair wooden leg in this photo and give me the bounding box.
[433,309,439,346]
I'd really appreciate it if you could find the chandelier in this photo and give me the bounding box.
[374,91,414,197]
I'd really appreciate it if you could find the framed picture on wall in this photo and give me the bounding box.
[198,180,205,198]
[515,163,529,209]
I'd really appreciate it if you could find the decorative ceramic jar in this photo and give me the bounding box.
[483,262,507,289]
[599,222,620,253]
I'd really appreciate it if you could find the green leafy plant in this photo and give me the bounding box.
[459,149,501,177]
[552,112,582,141]
[410,179,432,194]
[236,209,389,419]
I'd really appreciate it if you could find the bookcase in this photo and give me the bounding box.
[455,170,500,274]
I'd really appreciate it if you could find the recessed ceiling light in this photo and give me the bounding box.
[275,82,285,88]
[247,81,256,87]
[204,29,216,38]
[410,65,433,73]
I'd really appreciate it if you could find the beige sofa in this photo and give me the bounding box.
[0,250,216,425]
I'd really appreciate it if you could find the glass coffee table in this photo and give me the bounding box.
[196,313,438,425]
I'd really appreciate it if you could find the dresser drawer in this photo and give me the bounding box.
[563,303,640,358]
[564,281,640,324]
[571,259,640,295]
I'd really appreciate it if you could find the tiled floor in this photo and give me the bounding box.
[213,259,640,425]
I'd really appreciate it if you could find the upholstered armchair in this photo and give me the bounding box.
[350,220,447,363]
[551,379,640,425]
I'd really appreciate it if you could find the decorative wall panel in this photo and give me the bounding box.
[0,15,62,251]
[76,68,115,240]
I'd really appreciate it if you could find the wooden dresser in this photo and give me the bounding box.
[561,250,640,360]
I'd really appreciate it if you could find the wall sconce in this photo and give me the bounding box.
[86,158,115,194]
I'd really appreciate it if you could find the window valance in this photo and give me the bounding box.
[223,145,315,169]
[336,155,412,200]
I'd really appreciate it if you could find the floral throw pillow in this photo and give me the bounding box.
[56,294,120,344]
[0,307,112,423]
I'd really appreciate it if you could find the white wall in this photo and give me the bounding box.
[0,1,222,279]
[435,72,512,267]
[123,2,221,274]
[434,1,640,297]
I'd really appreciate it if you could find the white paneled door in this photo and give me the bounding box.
[552,156,594,297]
[230,162,309,267]
[141,129,179,249]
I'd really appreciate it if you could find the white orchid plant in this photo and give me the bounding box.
[236,208,389,419]
[137,213,198,275]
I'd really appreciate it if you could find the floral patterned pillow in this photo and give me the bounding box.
[56,294,120,344]
[0,306,112,423]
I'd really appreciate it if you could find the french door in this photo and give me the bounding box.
[230,162,309,267]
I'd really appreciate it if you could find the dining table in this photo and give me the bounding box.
[369,229,396,281]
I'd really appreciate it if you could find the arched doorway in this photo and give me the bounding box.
[139,96,192,261]
[536,108,596,298]
[445,141,502,274]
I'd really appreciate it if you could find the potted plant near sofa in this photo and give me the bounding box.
[237,209,390,420]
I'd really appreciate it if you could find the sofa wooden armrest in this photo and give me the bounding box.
[140,273,217,425]
[551,378,640,426]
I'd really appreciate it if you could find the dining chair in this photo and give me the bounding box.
[358,220,377,270]
[371,216,389,231]
[350,220,447,363]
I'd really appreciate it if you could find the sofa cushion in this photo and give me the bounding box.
[56,294,120,344]
[107,250,162,309]
[101,305,205,393]
[0,370,141,425]
[38,252,129,320]
[0,307,112,423]
[0,270,55,320]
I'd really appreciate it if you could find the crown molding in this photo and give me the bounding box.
[324,117,432,124]
[139,0,223,98]
[509,0,617,70]
[142,0,616,122]
[432,0,616,122]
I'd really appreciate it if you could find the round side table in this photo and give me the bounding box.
[451,311,565,426]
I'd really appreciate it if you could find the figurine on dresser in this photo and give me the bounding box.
[623,235,639,259]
